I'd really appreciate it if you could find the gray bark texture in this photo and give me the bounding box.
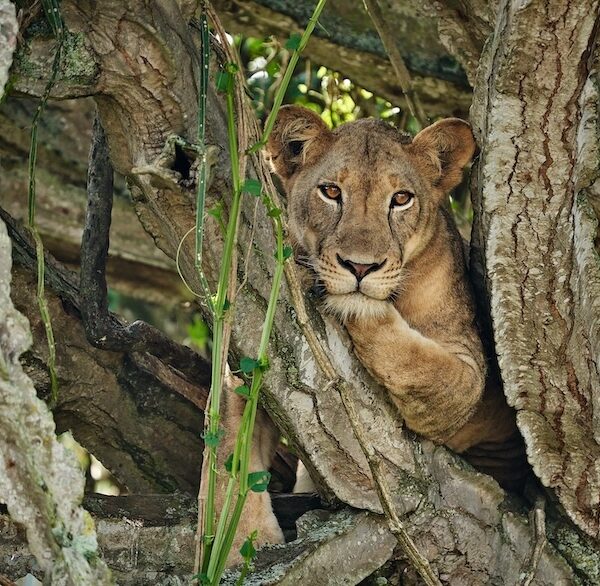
[0,219,113,584]
[0,0,17,100]
[2,0,600,584]
[467,0,600,540]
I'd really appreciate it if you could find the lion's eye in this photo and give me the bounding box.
[318,184,342,201]
[391,190,415,210]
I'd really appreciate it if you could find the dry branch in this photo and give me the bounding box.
[362,0,427,126]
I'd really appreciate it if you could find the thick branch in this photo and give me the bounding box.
[80,114,210,385]
[2,206,208,493]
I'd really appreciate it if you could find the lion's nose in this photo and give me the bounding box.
[337,255,386,281]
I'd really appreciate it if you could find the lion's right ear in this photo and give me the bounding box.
[408,118,476,193]
[266,105,332,180]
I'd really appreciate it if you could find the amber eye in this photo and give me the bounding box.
[318,184,342,201]
[391,190,415,210]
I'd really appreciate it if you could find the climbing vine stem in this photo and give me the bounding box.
[27,0,66,406]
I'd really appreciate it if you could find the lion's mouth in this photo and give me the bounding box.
[321,292,392,321]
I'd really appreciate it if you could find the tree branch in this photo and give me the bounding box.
[80,114,211,386]
[1,205,209,492]
[362,0,428,126]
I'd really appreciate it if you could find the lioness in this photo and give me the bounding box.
[217,106,527,561]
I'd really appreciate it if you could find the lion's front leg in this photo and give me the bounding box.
[345,304,485,445]
[200,376,284,568]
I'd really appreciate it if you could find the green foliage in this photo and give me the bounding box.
[239,357,259,374]
[26,0,67,407]
[234,385,251,399]
[187,315,210,351]
[247,471,271,493]
[284,33,302,51]
[197,5,324,582]
[241,40,403,130]
[242,178,262,196]
[236,531,258,586]
[239,532,257,561]
[202,428,225,448]
[193,11,213,310]
[282,245,294,260]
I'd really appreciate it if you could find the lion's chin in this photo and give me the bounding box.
[322,293,390,322]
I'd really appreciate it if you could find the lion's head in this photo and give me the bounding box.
[266,106,476,320]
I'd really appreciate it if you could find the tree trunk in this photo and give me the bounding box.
[467,0,600,540]
[2,0,600,584]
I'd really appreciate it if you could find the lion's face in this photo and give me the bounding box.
[267,107,475,320]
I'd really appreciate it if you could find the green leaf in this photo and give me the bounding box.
[207,201,223,219]
[265,60,280,77]
[243,178,262,196]
[285,33,302,51]
[406,114,422,136]
[240,533,257,561]
[224,453,234,473]
[240,357,259,373]
[223,299,231,312]
[248,470,271,493]
[234,384,251,398]
[191,573,210,585]
[216,70,232,93]
[283,245,293,260]
[202,428,224,448]
[267,207,281,218]
[186,316,209,349]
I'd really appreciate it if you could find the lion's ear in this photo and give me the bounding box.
[409,118,476,193]
[266,105,332,180]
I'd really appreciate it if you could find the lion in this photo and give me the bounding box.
[214,105,528,564]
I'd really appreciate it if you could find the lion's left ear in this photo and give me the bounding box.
[266,105,332,181]
[408,118,476,193]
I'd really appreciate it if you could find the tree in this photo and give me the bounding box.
[1,0,599,584]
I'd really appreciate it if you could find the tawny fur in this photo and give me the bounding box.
[202,373,283,566]
[267,106,527,467]
[218,106,527,565]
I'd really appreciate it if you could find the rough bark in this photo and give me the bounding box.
[5,0,600,583]
[0,0,17,99]
[1,494,322,585]
[468,0,600,540]
[0,218,114,585]
[417,0,497,85]
[3,493,596,586]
